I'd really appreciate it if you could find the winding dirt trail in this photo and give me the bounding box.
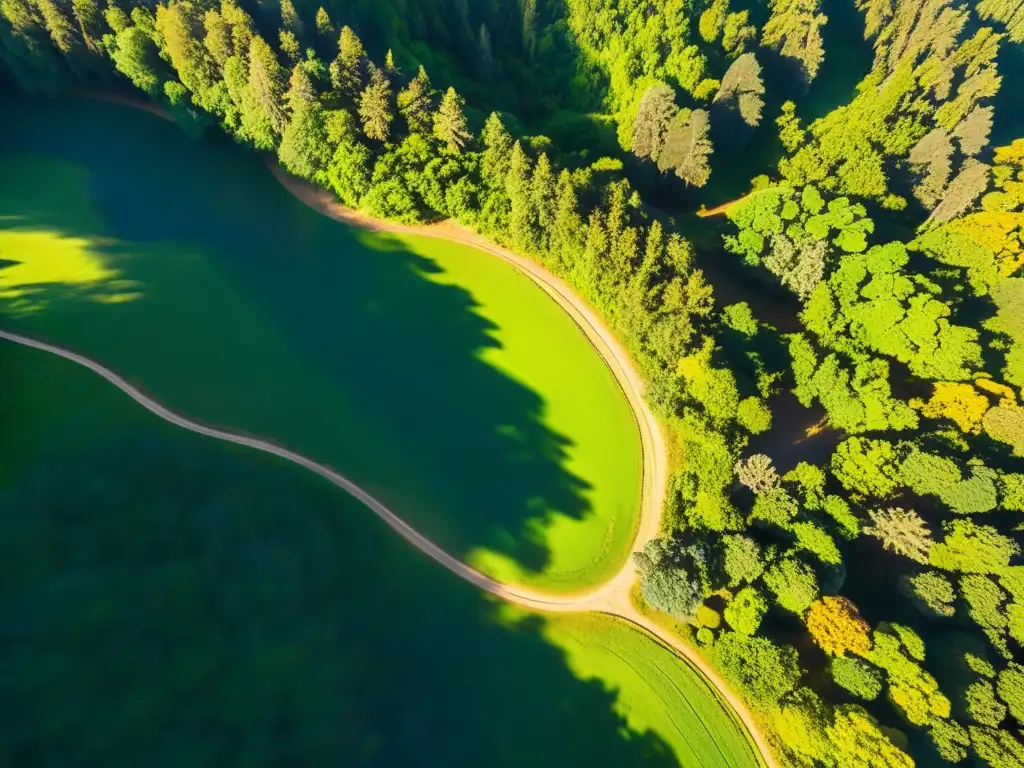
[0,327,773,767]
[16,92,780,768]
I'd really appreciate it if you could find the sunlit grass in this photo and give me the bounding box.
[0,157,142,314]
[0,100,642,593]
[506,606,761,768]
[2,341,758,768]
[0,229,126,309]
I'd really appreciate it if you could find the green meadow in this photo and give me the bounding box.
[0,339,759,768]
[0,97,642,592]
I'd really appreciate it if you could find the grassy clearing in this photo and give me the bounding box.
[0,97,642,593]
[541,611,764,768]
[0,340,757,768]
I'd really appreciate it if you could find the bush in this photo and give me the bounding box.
[831,656,883,700]
[764,556,820,614]
[724,586,767,635]
[696,604,722,628]
[712,631,802,707]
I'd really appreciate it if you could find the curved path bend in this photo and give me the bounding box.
[0,328,772,768]
[17,92,779,768]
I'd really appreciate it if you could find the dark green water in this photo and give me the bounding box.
[0,96,641,591]
[0,97,758,768]
[0,341,681,767]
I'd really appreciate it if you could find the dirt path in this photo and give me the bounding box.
[0,327,774,767]
[32,92,780,767]
[696,189,767,218]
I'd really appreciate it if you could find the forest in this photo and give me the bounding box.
[2,0,1023,765]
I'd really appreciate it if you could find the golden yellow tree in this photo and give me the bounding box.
[806,596,872,656]
[914,381,991,433]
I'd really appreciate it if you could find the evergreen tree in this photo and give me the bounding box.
[314,6,331,38]
[715,53,764,127]
[481,112,513,189]
[102,0,129,32]
[631,81,678,162]
[71,0,104,51]
[329,25,364,99]
[284,61,314,111]
[34,0,80,60]
[279,65,330,180]
[202,7,233,67]
[658,109,713,187]
[507,141,536,251]
[978,0,1024,43]
[777,101,806,151]
[221,0,253,63]
[433,86,470,153]
[855,0,893,40]
[953,105,994,157]
[279,0,301,36]
[358,64,392,142]
[722,11,756,54]
[155,2,216,97]
[109,24,164,95]
[699,0,727,44]
[908,127,954,209]
[324,108,371,206]
[477,23,492,81]
[761,0,827,84]
[550,169,583,271]
[242,34,286,149]
[713,52,764,148]
[531,152,556,248]
[278,28,299,62]
[397,64,432,134]
[929,159,991,224]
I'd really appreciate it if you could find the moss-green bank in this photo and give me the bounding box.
[0,97,642,592]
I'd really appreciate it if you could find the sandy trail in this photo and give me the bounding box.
[0,327,772,767]
[13,92,779,767]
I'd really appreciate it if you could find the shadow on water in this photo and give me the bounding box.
[0,96,619,582]
[0,360,680,766]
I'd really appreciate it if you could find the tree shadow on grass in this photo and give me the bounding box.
[0,96,641,585]
[0,415,680,768]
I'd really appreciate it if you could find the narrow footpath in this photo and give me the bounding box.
[0,328,774,768]
[20,92,780,768]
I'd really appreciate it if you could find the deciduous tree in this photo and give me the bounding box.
[831,656,883,700]
[724,586,768,635]
[864,508,933,564]
[735,453,779,493]
[806,596,872,655]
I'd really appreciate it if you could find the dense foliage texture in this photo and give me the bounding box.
[2,0,1023,765]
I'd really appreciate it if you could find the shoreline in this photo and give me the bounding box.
[56,91,778,768]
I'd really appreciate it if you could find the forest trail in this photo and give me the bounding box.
[22,92,780,768]
[0,328,775,768]
[695,189,766,218]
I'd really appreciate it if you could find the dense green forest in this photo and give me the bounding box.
[2,0,1024,765]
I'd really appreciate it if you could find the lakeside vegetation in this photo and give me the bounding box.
[2,0,1024,765]
[0,99,643,593]
[0,340,757,767]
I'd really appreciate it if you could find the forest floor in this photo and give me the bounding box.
[44,91,782,768]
